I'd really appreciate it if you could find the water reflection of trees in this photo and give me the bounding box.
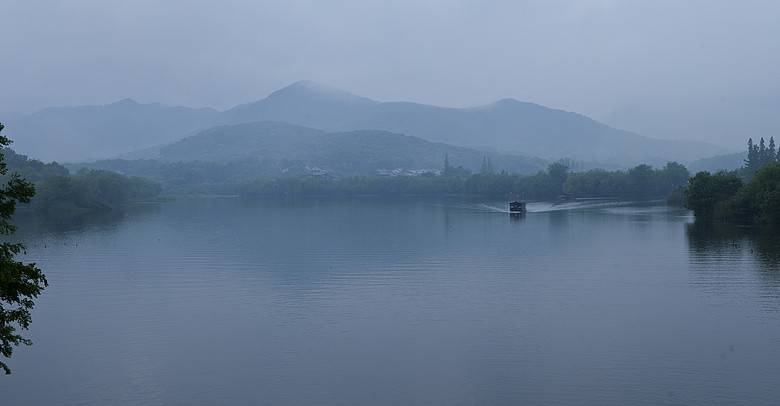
[686,221,780,302]
[12,202,161,236]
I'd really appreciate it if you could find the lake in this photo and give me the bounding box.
[2,196,780,405]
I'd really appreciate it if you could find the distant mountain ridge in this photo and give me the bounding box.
[224,82,730,166]
[6,98,219,162]
[4,81,731,166]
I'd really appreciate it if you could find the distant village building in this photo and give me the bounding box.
[304,165,340,180]
[306,166,327,176]
[377,168,440,177]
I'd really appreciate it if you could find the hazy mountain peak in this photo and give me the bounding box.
[491,98,523,106]
[480,98,546,111]
[222,81,379,125]
[115,98,139,105]
[267,80,378,106]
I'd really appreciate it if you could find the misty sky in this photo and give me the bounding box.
[3,1,779,149]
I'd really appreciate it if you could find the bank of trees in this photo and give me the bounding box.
[685,137,780,224]
[686,162,780,225]
[684,170,743,221]
[31,170,161,216]
[563,162,690,199]
[238,161,691,200]
[1,148,161,216]
[504,161,688,200]
[4,143,696,206]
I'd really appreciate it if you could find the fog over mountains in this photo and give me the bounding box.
[601,96,780,152]
[7,99,219,162]
[5,81,731,168]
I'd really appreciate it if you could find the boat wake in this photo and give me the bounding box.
[471,199,645,214]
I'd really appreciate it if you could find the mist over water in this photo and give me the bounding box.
[3,197,780,405]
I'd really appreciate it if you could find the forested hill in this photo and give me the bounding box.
[158,121,548,175]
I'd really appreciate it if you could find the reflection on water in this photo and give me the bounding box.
[686,221,780,309]
[686,221,780,272]
[2,197,780,406]
[12,202,162,236]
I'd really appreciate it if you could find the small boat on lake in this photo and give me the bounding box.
[509,201,527,215]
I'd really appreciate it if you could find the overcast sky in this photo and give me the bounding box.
[2,0,779,148]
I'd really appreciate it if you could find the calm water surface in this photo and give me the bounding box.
[3,197,780,405]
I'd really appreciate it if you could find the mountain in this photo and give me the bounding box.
[5,99,219,162]
[159,121,326,162]
[222,80,379,126]
[222,81,730,167]
[158,121,548,174]
[688,151,747,174]
[4,81,732,166]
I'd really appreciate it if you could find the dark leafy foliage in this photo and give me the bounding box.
[0,148,68,183]
[733,162,780,225]
[0,123,47,374]
[684,171,743,221]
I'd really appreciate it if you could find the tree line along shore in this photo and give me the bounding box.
[3,135,779,226]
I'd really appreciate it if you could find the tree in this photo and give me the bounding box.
[661,161,690,192]
[768,137,777,166]
[684,170,743,221]
[732,162,780,224]
[745,138,758,173]
[0,122,47,374]
[744,137,778,181]
[548,162,569,184]
[627,164,657,197]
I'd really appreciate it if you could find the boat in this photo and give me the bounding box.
[509,201,527,215]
